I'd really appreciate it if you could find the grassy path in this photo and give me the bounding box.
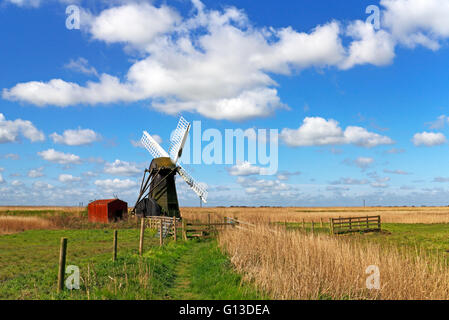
[165,240,266,300]
[168,242,203,300]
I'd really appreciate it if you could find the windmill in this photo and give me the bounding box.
[132,116,207,218]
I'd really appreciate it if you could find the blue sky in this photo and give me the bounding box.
[1,0,449,207]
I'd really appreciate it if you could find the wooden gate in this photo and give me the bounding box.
[330,216,381,234]
[147,216,180,238]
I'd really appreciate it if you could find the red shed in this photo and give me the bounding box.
[88,199,128,223]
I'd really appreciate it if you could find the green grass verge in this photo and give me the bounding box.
[285,221,449,256]
[166,240,266,300]
[359,223,449,254]
[0,229,265,300]
[0,228,158,299]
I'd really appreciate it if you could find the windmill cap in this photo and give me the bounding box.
[150,157,177,169]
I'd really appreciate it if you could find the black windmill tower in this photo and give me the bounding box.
[133,117,208,218]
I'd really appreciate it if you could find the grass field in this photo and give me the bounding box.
[3,206,449,300]
[0,221,263,299]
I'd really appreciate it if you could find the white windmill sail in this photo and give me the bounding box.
[178,165,208,203]
[141,131,169,159]
[168,116,190,164]
[140,117,208,204]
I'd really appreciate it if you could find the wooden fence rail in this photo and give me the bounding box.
[330,215,381,234]
[147,216,181,239]
[181,215,236,239]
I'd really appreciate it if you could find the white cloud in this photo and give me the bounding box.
[384,169,410,175]
[32,181,53,189]
[6,0,40,8]
[384,147,405,154]
[2,74,138,107]
[330,178,369,185]
[280,117,394,148]
[86,157,105,164]
[0,173,4,184]
[277,171,301,181]
[11,180,23,187]
[343,126,394,147]
[151,88,284,121]
[94,178,138,190]
[88,3,181,47]
[281,117,344,146]
[381,0,449,50]
[130,140,143,148]
[371,182,389,188]
[104,159,141,176]
[4,153,20,160]
[58,174,81,183]
[354,157,374,169]
[0,2,400,121]
[131,134,162,148]
[374,176,391,183]
[38,149,81,164]
[427,115,449,129]
[6,0,84,8]
[237,176,291,195]
[50,128,101,146]
[412,132,446,146]
[326,186,350,192]
[82,171,98,178]
[227,161,266,176]
[28,167,44,178]
[7,1,449,121]
[0,113,45,143]
[341,20,395,69]
[64,58,98,77]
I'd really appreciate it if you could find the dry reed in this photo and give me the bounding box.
[218,224,449,300]
[0,216,56,234]
[182,206,449,224]
[0,206,82,212]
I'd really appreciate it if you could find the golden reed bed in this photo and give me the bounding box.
[219,225,449,299]
[181,206,449,224]
[0,206,82,212]
[0,216,56,235]
[2,206,449,224]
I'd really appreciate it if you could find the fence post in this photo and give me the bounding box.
[139,218,145,256]
[57,237,68,293]
[113,230,118,262]
[349,217,352,230]
[173,217,177,241]
[182,219,187,240]
[311,221,315,235]
[329,218,334,234]
[159,219,163,246]
[320,218,323,228]
[378,216,381,231]
[302,219,305,229]
[208,214,211,233]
